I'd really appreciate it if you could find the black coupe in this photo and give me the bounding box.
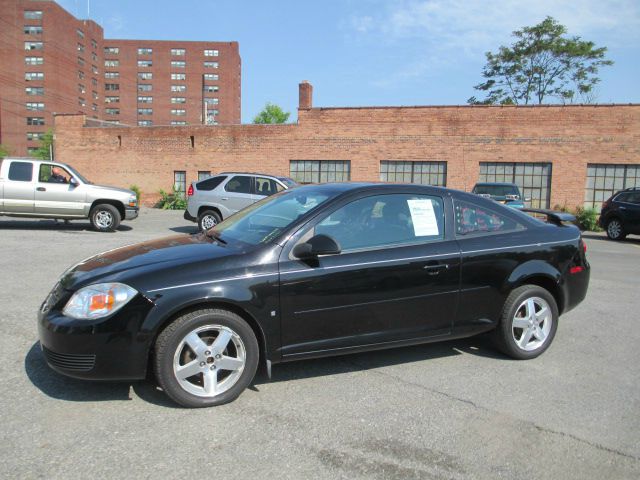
[38,183,590,407]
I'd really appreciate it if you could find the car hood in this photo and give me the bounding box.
[58,234,241,290]
[84,184,135,196]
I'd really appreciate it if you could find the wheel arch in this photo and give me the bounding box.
[505,261,565,314]
[90,199,125,220]
[145,299,268,377]
[198,205,223,220]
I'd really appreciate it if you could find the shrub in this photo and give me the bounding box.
[130,184,141,204]
[156,187,187,210]
[574,206,601,232]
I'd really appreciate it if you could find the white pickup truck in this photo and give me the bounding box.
[0,157,138,232]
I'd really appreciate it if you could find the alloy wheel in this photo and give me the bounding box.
[511,297,552,352]
[95,211,114,228]
[607,219,622,239]
[201,214,217,230]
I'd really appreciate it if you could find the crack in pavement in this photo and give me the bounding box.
[343,358,640,463]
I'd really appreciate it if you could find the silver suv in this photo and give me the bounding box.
[184,172,297,231]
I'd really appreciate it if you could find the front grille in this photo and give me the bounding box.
[42,346,95,372]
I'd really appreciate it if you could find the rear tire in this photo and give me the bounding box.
[198,209,222,232]
[606,218,626,240]
[154,309,259,408]
[90,204,121,232]
[493,285,558,360]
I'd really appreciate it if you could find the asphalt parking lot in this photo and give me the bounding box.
[1,209,639,479]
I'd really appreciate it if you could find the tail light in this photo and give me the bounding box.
[187,184,194,196]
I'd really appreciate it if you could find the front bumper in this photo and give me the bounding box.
[37,288,155,380]
[125,207,139,221]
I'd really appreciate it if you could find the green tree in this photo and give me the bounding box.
[0,143,10,159]
[32,129,54,160]
[468,17,613,105]
[252,103,291,124]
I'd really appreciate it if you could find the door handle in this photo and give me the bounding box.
[37,187,46,192]
[221,197,229,201]
[619,206,626,210]
[423,263,449,275]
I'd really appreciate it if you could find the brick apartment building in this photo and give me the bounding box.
[54,81,640,210]
[0,0,240,156]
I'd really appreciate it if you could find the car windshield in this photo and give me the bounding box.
[474,185,519,197]
[64,164,92,184]
[209,187,331,246]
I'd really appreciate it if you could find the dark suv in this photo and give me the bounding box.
[599,187,640,240]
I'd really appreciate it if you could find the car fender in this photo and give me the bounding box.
[504,259,565,309]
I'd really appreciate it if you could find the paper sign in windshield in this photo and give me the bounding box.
[407,199,439,236]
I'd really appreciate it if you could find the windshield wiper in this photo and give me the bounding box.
[205,230,227,244]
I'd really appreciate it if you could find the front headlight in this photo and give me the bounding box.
[128,195,137,207]
[63,283,137,320]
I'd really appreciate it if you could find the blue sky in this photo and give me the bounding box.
[57,0,640,123]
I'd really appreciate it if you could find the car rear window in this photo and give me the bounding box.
[197,175,226,191]
[8,161,33,182]
[455,200,526,236]
[474,185,519,197]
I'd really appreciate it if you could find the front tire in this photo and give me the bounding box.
[198,209,222,232]
[154,309,259,408]
[90,204,121,232]
[493,285,558,360]
[606,218,626,240]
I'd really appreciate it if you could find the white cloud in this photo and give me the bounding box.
[351,15,374,33]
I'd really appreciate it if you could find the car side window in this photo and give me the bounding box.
[224,176,252,194]
[255,177,277,196]
[8,162,33,182]
[315,193,445,251]
[39,164,72,184]
[275,182,286,193]
[197,175,226,191]
[455,200,525,236]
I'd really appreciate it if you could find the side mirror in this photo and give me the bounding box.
[70,177,79,187]
[292,234,341,259]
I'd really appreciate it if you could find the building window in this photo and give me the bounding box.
[104,46,119,55]
[105,108,120,115]
[171,48,186,56]
[171,121,187,125]
[25,41,43,50]
[27,117,45,126]
[171,61,186,68]
[138,72,153,80]
[78,84,86,93]
[91,39,98,49]
[198,171,211,180]
[24,10,43,20]
[203,85,219,93]
[105,83,120,91]
[92,91,99,100]
[479,162,552,209]
[25,86,45,96]
[26,102,45,111]
[25,72,44,81]
[290,160,351,184]
[78,98,86,107]
[91,52,98,62]
[105,72,119,79]
[171,109,186,116]
[76,29,84,39]
[174,171,186,193]
[171,97,186,104]
[171,73,186,80]
[138,120,153,126]
[203,74,219,81]
[77,56,85,67]
[24,25,43,35]
[92,65,99,74]
[584,164,640,209]
[137,48,153,55]
[25,56,43,65]
[26,132,45,141]
[380,161,447,186]
[138,60,153,67]
[137,84,152,92]
[137,108,153,115]
[137,96,153,103]
[92,103,98,111]
[91,78,98,87]
[105,96,120,103]
[27,147,39,155]
[77,43,85,53]
[204,49,219,57]
[78,71,85,79]
[203,61,218,69]
[204,98,219,105]
[171,85,186,92]
[104,60,119,67]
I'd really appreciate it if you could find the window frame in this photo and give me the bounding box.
[453,198,527,239]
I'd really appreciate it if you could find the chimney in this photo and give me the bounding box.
[299,81,313,110]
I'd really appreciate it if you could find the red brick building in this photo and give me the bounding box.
[54,81,640,210]
[0,0,240,156]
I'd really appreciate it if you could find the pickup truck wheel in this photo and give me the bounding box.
[198,210,221,232]
[493,285,558,360]
[90,204,121,232]
[154,308,259,408]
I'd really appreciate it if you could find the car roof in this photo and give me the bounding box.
[474,182,518,186]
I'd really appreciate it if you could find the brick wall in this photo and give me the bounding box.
[53,97,640,208]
